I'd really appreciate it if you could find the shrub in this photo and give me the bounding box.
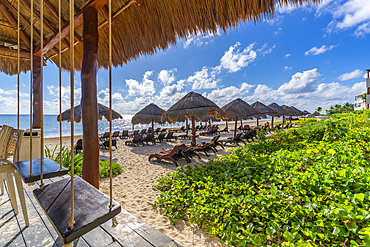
[152,110,370,246]
[45,145,123,179]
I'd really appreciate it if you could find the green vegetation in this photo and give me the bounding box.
[152,110,370,246]
[45,145,123,179]
[326,103,354,114]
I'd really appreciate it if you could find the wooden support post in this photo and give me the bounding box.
[151,119,154,136]
[257,118,259,127]
[234,117,237,137]
[191,116,196,144]
[186,118,188,135]
[81,6,99,189]
[33,56,41,128]
[271,116,274,130]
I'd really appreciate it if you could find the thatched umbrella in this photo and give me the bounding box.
[221,98,260,137]
[131,103,165,135]
[57,103,122,123]
[268,103,290,126]
[161,92,228,143]
[281,105,297,123]
[290,106,305,117]
[161,113,189,134]
[302,110,311,116]
[310,111,321,117]
[251,101,278,128]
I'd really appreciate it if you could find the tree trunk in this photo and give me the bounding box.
[191,116,196,144]
[81,6,99,189]
[32,56,41,128]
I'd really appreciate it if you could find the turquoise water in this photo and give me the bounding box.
[0,114,185,137]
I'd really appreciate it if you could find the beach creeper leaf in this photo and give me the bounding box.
[356,193,365,203]
[333,227,340,236]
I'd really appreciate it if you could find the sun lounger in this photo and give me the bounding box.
[220,132,246,146]
[218,126,229,134]
[148,144,187,167]
[125,134,144,146]
[75,139,83,153]
[130,130,139,137]
[99,132,110,141]
[165,131,177,141]
[112,131,120,139]
[99,139,117,149]
[155,132,166,142]
[139,129,147,135]
[154,128,162,134]
[200,127,218,136]
[241,130,256,143]
[120,130,129,139]
[143,133,156,145]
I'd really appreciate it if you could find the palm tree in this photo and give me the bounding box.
[316,107,322,112]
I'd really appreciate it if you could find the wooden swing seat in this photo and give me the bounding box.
[13,158,68,183]
[33,175,121,245]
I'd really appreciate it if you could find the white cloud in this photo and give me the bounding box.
[364,73,369,79]
[338,69,363,81]
[285,53,291,58]
[158,69,177,85]
[304,44,338,55]
[274,28,282,35]
[244,84,278,103]
[155,80,187,107]
[125,71,155,96]
[97,88,124,104]
[183,29,221,49]
[187,67,219,90]
[114,97,154,115]
[284,66,293,70]
[0,88,29,97]
[47,85,81,100]
[220,42,257,73]
[205,82,254,106]
[257,44,276,56]
[276,2,310,14]
[278,68,321,94]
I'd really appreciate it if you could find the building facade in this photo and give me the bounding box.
[354,93,369,111]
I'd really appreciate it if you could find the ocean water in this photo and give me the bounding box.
[0,114,185,138]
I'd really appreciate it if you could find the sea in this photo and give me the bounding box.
[0,114,275,138]
[0,114,185,138]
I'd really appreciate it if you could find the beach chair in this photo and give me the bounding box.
[155,132,166,142]
[201,127,218,136]
[220,132,246,146]
[195,126,200,131]
[180,126,186,132]
[100,139,118,149]
[139,129,147,135]
[120,130,129,139]
[209,135,224,150]
[125,134,145,146]
[148,144,187,167]
[218,126,229,134]
[112,131,120,139]
[241,130,256,143]
[75,139,83,153]
[154,128,161,134]
[182,146,201,161]
[147,127,153,134]
[165,131,177,141]
[143,133,156,145]
[99,132,110,141]
[130,130,139,137]
[192,142,216,157]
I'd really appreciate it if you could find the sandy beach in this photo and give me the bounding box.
[43,119,279,247]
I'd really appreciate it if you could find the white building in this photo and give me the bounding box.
[354,93,369,111]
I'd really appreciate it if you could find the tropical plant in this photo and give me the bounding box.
[45,145,123,178]
[326,102,354,114]
[316,106,322,112]
[152,110,370,246]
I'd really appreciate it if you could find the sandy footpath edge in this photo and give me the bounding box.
[43,119,278,246]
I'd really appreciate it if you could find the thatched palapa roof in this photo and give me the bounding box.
[251,101,278,117]
[221,98,260,121]
[281,105,297,116]
[0,0,318,75]
[57,103,122,122]
[131,103,165,125]
[289,106,304,116]
[302,110,311,115]
[267,103,290,117]
[161,92,228,123]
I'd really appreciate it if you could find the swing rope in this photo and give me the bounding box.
[109,0,113,209]
[68,0,75,230]
[39,0,44,190]
[17,0,19,161]
[29,0,33,177]
[59,0,62,170]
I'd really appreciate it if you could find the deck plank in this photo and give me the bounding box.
[82,226,114,247]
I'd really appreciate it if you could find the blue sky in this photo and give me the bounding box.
[0,0,369,115]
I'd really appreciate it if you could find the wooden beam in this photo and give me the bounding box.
[89,0,108,10]
[0,2,30,49]
[98,0,141,29]
[0,44,30,55]
[20,0,70,49]
[43,0,82,43]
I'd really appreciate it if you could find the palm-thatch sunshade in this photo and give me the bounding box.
[251,101,278,128]
[268,103,290,126]
[309,111,321,117]
[290,106,304,116]
[281,105,300,123]
[221,98,261,137]
[131,103,165,135]
[302,110,311,116]
[57,103,122,123]
[161,92,228,143]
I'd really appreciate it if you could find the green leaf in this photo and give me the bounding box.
[266,227,276,236]
[356,193,365,203]
[332,227,340,236]
[283,231,295,242]
[337,208,348,217]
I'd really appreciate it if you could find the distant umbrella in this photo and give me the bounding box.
[290,106,304,116]
[268,103,290,126]
[57,103,122,123]
[132,103,166,135]
[162,92,228,143]
[280,105,296,116]
[302,110,311,116]
[251,101,278,128]
[221,98,261,137]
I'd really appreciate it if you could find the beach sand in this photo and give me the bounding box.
[44,119,279,247]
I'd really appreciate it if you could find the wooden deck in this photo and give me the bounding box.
[0,174,180,247]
